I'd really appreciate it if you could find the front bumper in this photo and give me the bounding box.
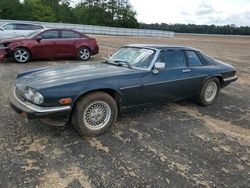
[9,87,72,119]
[0,49,7,61]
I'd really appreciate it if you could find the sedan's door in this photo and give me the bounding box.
[56,30,80,57]
[31,30,59,58]
[140,50,204,104]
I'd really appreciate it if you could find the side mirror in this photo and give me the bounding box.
[153,62,165,73]
[36,35,42,42]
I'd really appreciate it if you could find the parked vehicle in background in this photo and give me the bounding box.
[0,28,99,63]
[9,44,237,136]
[0,23,45,39]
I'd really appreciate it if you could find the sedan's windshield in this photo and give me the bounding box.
[109,47,155,69]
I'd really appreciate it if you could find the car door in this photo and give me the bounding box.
[56,30,80,57]
[140,50,204,104]
[31,30,59,58]
[184,50,208,93]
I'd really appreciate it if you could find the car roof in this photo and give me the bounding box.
[1,22,44,27]
[124,44,198,51]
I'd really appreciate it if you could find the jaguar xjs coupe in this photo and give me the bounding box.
[9,44,237,136]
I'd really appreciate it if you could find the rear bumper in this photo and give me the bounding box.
[222,75,238,87]
[91,44,99,55]
[0,49,7,61]
[9,87,71,120]
[223,75,238,83]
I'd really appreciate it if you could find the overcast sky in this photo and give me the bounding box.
[73,0,250,26]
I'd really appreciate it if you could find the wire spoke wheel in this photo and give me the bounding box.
[83,101,111,131]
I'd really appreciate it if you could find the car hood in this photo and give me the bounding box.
[16,62,138,90]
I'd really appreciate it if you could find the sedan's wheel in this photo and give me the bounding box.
[13,48,30,63]
[78,47,90,61]
[197,78,220,106]
[72,92,118,136]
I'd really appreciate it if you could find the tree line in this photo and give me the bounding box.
[0,0,139,28]
[0,0,249,35]
[140,23,250,35]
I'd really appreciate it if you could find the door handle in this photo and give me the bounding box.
[182,69,191,73]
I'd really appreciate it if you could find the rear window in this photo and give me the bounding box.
[200,52,217,65]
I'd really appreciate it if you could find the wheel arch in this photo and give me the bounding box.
[12,46,32,58]
[203,74,223,87]
[78,46,91,53]
[71,88,123,117]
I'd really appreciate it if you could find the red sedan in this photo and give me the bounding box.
[0,29,99,63]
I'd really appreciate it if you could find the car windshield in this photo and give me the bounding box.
[109,47,155,69]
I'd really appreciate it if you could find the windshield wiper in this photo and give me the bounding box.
[112,60,132,69]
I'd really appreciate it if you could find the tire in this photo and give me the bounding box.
[77,47,91,61]
[72,91,118,136]
[197,78,220,106]
[13,48,31,63]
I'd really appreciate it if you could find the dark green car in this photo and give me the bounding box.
[9,44,237,136]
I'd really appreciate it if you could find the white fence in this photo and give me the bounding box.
[0,19,174,38]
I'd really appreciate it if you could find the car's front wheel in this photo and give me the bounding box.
[197,77,220,106]
[13,48,31,63]
[77,47,90,61]
[72,92,118,136]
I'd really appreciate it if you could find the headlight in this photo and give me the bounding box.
[23,87,44,105]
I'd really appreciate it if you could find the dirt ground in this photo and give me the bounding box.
[0,34,249,188]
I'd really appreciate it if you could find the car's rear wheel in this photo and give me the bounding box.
[78,47,90,61]
[72,92,118,136]
[197,78,220,106]
[13,48,30,63]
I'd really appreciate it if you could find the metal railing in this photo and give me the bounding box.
[0,19,175,38]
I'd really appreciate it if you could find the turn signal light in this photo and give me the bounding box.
[59,98,72,105]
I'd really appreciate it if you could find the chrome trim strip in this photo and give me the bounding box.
[144,75,207,86]
[120,85,141,90]
[13,87,71,113]
[223,76,238,82]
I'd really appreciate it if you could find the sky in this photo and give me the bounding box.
[72,0,250,26]
[129,0,250,26]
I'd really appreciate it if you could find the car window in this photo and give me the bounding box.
[30,25,43,30]
[41,30,59,39]
[2,24,14,30]
[61,30,80,38]
[15,24,31,30]
[186,51,203,67]
[156,50,186,69]
[200,52,217,65]
[15,24,43,30]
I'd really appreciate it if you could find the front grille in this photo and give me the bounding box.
[15,88,26,102]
